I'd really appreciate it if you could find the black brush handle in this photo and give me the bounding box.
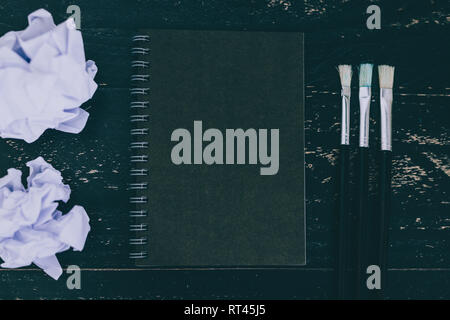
[378,150,392,298]
[355,146,369,299]
[338,144,350,299]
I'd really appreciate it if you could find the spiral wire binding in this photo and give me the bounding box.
[129,34,150,260]
[130,169,148,176]
[131,101,149,109]
[131,128,149,135]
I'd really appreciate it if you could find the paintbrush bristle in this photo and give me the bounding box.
[359,63,373,87]
[338,65,352,87]
[378,65,395,89]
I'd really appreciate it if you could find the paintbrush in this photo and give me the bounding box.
[356,63,373,299]
[337,64,352,299]
[377,65,395,298]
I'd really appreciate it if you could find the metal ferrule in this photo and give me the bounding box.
[380,88,393,151]
[340,86,351,145]
[359,86,371,148]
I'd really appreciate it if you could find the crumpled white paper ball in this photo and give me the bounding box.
[0,157,91,280]
[0,9,98,143]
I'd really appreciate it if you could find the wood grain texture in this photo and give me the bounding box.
[0,0,448,299]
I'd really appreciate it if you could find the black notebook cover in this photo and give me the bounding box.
[130,30,305,266]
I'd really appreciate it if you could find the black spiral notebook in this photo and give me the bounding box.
[129,30,305,267]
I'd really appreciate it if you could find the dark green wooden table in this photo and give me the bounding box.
[0,0,449,299]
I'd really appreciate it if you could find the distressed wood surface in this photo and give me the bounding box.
[0,0,449,299]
